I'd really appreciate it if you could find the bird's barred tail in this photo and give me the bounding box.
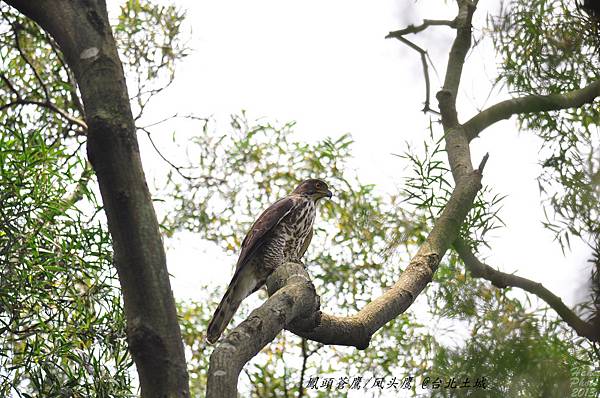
[206,268,256,344]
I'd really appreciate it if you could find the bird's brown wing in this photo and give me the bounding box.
[234,196,296,275]
[207,195,298,343]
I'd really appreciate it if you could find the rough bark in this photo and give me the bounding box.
[3,1,190,396]
[207,263,320,398]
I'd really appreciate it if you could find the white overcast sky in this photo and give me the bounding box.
[108,0,595,312]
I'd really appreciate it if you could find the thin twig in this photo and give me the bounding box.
[386,35,438,114]
[138,113,179,129]
[0,99,88,130]
[12,23,50,100]
[298,338,308,398]
[138,126,194,180]
[0,71,20,98]
[386,18,457,38]
[44,30,85,117]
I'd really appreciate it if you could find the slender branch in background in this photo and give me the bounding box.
[283,365,290,398]
[132,73,175,122]
[12,23,50,100]
[297,339,321,398]
[138,126,195,180]
[44,30,85,117]
[138,113,179,129]
[138,117,226,185]
[386,18,457,37]
[463,79,600,141]
[0,71,20,98]
[454,238,600,342]
[298,339,308,398]
[385,34,438,114]
[0,99,88,131]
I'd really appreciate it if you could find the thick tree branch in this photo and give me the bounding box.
[3,0,190,396]
[463,79,600,141]
[437,1,477,183]
[454,239,600,342]
[207,262,320,398]
[443,0,476,100]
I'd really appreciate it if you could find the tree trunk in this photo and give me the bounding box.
[3,1,190,396]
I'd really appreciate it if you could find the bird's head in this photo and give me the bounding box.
[292,179,333,201]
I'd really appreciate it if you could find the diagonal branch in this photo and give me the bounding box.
[454,239,599,342]
[385,34,437,114]
[463,79,600,141]
[0,71,20,98]
[12,22,50,100]
[0,99,88,131]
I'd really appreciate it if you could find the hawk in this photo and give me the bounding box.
[206,179,332,343]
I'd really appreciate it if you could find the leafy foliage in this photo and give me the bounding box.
[164,114,587,397]
[0,1,189,396]
[492,0,600,252]
[0,130,132,397]
[400,130,505,252]
[492,1,600,360]
[114,0,189,120]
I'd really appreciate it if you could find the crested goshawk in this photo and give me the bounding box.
[206,179,332,343]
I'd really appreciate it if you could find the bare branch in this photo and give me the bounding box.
[463,79,600,141]
[44,30,85,117]
[454,239,600,342]
[0,99,88,131]
[12,22,50,100]
[386,18,457,37]
[0,71,20,98]
[385,34,437,114]
[436,1,478,182]
[477,152,489,174]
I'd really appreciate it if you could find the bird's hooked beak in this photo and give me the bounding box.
[322,188,333,199]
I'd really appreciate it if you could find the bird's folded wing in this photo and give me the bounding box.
[233,196,297,275]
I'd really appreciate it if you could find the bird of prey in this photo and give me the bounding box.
[206,179,332,344]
